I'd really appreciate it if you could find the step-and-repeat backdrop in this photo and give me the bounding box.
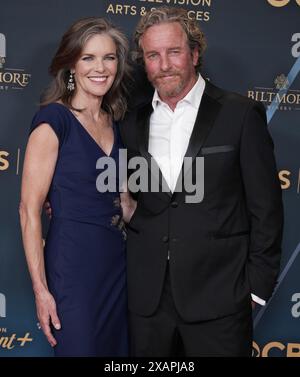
[0,0,299,357]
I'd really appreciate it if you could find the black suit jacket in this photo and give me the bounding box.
[120,80,283,322]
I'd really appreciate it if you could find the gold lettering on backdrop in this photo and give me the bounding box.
[267,0,300,6]
[0,333,33,349]
[248,91,255,100]
[287,343,300,357]
[248,90,300,105]
[0,72,30,87]
[188,10,210,21]
[267,0,290,6]
[254,341,300,357]
[252,341,260,357]
[139,0,211,5]
[275,92,300,105]
[262,342,285,357]
[0,151,9,171]
[0,334,16,349]
[107,0,212,19]
[116,4,123,14]
[287,93,300,104]
[279,170,291,189]
[106,4,137,15]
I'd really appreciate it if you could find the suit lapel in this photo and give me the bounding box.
[185,89,222,161]
[174,81,223,191]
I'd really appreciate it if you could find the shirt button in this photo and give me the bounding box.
[162,236,169,243]
[171,201,178,208]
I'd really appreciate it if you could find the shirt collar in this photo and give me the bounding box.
[151,73,206,111]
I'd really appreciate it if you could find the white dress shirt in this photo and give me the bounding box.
[148,73,265,306]
[149,74,205,192]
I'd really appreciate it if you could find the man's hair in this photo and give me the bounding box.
[133,7,206,72]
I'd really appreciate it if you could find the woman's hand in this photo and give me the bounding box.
[35,289,61,347]
[44,201,52,219]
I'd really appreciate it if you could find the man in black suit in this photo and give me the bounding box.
[120,6,283,357]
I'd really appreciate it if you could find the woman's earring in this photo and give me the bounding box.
[67,71,75,91]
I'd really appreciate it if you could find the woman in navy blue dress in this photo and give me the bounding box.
[19,18,135,356]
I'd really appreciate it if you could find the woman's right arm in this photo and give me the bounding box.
[19,123,61,347]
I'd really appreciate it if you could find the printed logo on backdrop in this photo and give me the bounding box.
[0,329,33,350]
[252,341,300,357]
[0,33,31,91]
[267,0,300,6]
[0,148,22,175]
[0,293,34,351]
[248,34,300,113]
[278,168,300,196]
[106,0,213,22]
[247,74,300,112]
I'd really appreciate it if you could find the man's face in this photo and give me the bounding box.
[140,22,199,103]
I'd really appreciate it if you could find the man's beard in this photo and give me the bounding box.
[151,73,185,98]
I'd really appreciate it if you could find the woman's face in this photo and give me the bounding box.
[72,33,118,100]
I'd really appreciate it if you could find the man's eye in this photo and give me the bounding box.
[147,54,157,60]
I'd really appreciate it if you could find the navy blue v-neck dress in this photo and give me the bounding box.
[30,103,128,356]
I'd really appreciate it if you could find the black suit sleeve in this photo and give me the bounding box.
[239,101,283,301]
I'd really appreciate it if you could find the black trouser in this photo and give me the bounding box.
[129,264,253,357]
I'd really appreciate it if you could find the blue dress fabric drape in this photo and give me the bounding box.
[30,103,128,356]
